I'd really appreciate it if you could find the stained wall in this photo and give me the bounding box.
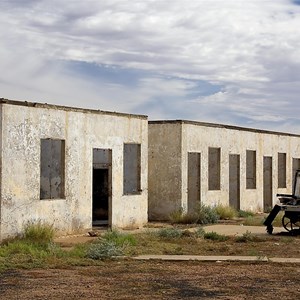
[0,101,148,240]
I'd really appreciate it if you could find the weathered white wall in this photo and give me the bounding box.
[148,122,182,219]
[0,102,148,240]
[149,121,300,220]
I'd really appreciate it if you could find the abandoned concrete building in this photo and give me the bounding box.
[1,98,300,239]
[148,120,300,220]
[0,99,148,240]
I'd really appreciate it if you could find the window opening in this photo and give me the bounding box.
[40,139,65,199]
[278,153,286,188]
[208,147,221,190]
[246,150,256,189]
[123,144,141,194]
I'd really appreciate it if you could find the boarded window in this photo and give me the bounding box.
[278,153,286,188]
[246,150,256,189]
[123,144,141,194]
[40,139,65,199]
[208,147,221,190]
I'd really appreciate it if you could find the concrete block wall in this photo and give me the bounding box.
[0,100,148,240]
[149,120,300,220]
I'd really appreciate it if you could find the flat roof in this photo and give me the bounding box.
[149,120,300,138]
[0,98,148,120]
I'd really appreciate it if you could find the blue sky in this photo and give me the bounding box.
[1,0,300,133]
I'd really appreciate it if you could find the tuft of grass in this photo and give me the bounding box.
[23,220,55,244]
[203,231,229,241]
[102,230,136,247]
[215,205,238,220]
[238,210,255,218]
[169,209,198,224]
[235,231,255,243]
[157,228,183,239]
[169,205,219,225]
[242,215,264,226]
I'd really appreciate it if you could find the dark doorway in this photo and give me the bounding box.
[92,149,112,226]
[263,156,273,212]
[229,154,240,210]
[93,169,109,224]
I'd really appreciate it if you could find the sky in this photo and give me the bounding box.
[1,0,300,133]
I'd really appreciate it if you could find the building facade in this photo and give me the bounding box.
[148,120,300,220]
[0,99,148,240]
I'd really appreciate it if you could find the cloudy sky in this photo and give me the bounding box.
[1,0,300,133]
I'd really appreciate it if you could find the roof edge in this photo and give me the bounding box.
[148,120,300,138]
[0,98,148,120]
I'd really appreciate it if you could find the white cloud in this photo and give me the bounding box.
[0,0,300,132]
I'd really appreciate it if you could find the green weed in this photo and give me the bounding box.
[169,209,198,224]
[203,231,229,241]
[238,210,255,218]
[195,227,205,238]
[23,220,54,244]
[102,230,137,247]
[242,216,264,226]
[215,205,238,220]
[85,230,136,260]
[157,228,183,239]
[85,240,124,260]
[196,205,219,224]
[235,231,255,243]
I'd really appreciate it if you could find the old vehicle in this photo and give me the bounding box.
[264,170,300,234]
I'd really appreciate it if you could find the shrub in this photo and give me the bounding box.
[203,231,228,241]
[85,230,136,260]
[195,227,205,238]
[235,231,255,243]
[196,205,219,224]
[86,240,124,260]
[238,210,255,218]
[23,221,55,244]
[215,205,238,220]
[157,228,183,239]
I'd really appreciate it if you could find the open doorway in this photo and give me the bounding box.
[263,156,273,212]
[92,149,112,226]
[229,154,240,210]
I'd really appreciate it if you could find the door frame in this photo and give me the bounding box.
[92,148,112,227]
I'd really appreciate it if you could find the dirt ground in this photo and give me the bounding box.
[0,260,300,299]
